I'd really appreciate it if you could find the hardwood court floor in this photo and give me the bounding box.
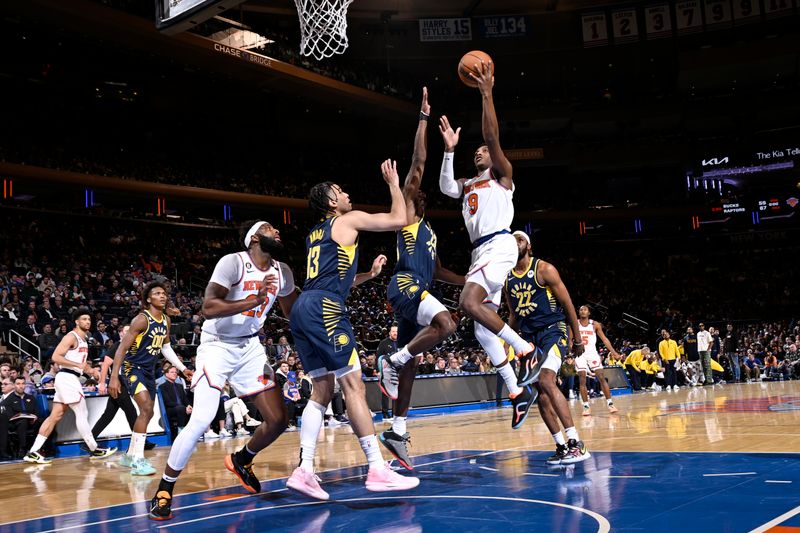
[1,380,799,527]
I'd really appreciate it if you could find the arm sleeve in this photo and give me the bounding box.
[161,343,186,372]
[439,152,462,199]
[277,262,296,297]
[208,253,242,290]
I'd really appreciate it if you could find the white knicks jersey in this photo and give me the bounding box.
[64,331,89,365]
[461,168,514,243]
[579,320,599,356]
[202,252,295,338]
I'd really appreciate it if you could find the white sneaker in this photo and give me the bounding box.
[235,428,249,437]
[203,429,219,440]
[674,385,680,390]
[219,428,233,438]
[666,385,672,391]
[246,418,261,427]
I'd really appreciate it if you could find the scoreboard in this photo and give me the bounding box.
[156,0,246,34]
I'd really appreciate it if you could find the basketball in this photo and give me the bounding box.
[458,50,494,87]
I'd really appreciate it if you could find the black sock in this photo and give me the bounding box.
[235,445,257,465]
[158,478,176,495]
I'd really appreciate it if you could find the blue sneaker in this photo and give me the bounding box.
[120,454,135,468]
[131,457,156,476]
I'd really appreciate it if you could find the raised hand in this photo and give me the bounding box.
[438,116,461,152]
[469,60,494,95]
[421,86,431,116]
[370,255,388,278]
[381,159,399,187]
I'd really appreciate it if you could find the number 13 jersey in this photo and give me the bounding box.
[202,251,295,338]
[461,168,514,243]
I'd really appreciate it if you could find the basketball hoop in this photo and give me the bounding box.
[294,0,353,61]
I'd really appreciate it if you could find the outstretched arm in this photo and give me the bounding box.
[434,256,465,286]
[471,61,513,189]
[336,160,406,242]
[403,87,430,224]
[595,322,620,358]
[438,116,466,198]
[353,255,387,287]
[537,261,584,356]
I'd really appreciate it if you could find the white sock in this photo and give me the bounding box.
[359,435,384,469]
[607,398,614,406]
[497,364,522,397]
[300,400,326,472]
[132,432,147,459]
[392,416,407,436]
[565,426,579,441]
[126,435,136,456]
[552,432,566,446]
[30,434,48,454]
[497,324,533,355]
[389,346,413,367]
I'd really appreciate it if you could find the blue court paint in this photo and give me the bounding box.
[5,449,800,532]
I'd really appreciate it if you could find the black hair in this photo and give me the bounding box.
[309,182,336,220]
[72,307,91,322]
[142,281,167,307]
[239,219,261,248]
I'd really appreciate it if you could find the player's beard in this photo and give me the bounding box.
[258,235,284,256]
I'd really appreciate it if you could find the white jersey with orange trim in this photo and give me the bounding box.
[579,320,599,357]
[461,168,514,243]
[202,251,295,338]
[64,331,89,365]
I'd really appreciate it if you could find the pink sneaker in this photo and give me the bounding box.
[365,463,420,492]
[286,467,330,500]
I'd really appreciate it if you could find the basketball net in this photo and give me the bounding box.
[294,0,353,61]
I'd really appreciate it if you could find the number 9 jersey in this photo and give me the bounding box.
[201,251,295,338]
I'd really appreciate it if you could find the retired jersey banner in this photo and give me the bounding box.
[645,4,673,39]
[732,0,762,24]
[675,1,704,33]
[611,8,640,43]
[763,0,794,18]
[582,12,609,47]
[476,16,530,39]
[419,18,472,41]
[704,0,733,29]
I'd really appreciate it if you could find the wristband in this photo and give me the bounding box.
[419,111,429,121]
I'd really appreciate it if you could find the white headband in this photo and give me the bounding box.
[512,230,530,246]
[244,221,269,248]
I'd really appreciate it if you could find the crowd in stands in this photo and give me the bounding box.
[0,208,798,459]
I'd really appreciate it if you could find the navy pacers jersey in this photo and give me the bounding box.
[505,257,565,334]
[126,310,168,366]
[395,217,437,288]
[303,216,359,299]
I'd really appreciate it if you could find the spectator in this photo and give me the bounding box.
[186,325,202,346]
[559,354,577,399]
[742,352,763,382]
[222,385,259,436]
[274,361,290,389]
[709,326,721,362]
[275,336,292,360]
[446,357,462,375]
[37,324,59,360]
[681,326,703,386]
[263,337,277,360]
[0,377,39,458]
[283,371,306,430]
[658,329,680,391]
[418,353,436,375]
[697,323,713,385]
[460,355,479,373]
[93,322,110,346]
[722,324,740,383]
[434,357,447,374]
[19,314,40,342]
[624,346,648,391]
[158,366,192,440]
